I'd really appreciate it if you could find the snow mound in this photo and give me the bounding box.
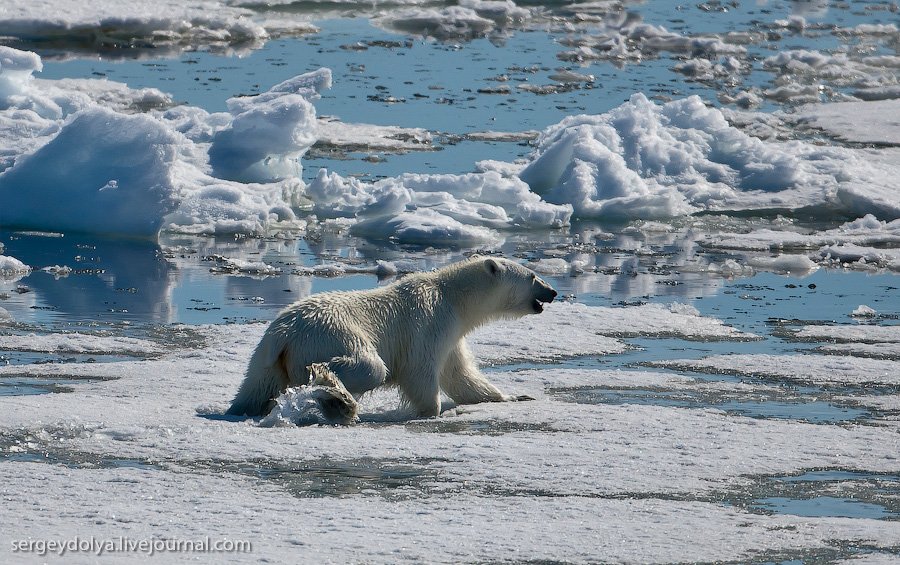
[515,94,900,221]
[209,68,330,182]
[0,254,31,279]
[0,107,180,237]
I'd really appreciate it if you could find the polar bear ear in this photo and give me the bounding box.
[484,257,500,276]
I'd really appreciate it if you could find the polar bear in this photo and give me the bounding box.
[226,256,557,418]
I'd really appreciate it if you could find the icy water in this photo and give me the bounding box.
[2,1,900,562]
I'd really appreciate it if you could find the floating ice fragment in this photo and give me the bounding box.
[850,305,877,318]
[746,254,819,275]
[40,265,72,278]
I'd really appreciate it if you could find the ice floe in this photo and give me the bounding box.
[0,333,161,356]
[793,324,900,344]
[0,0,315,58]
[0,48,319,237]
[374,0,532,41]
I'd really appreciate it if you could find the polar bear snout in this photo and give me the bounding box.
[531,278,558,313]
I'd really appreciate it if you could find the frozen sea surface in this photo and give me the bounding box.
[1,0,900,563]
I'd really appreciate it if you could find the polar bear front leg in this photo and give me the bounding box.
[440,340,514,405]
[399,364,443,418]
[324,350,388,397]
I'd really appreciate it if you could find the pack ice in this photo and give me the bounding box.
[1,44,899,242]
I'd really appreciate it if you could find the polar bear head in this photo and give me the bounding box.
[473,256,558,319]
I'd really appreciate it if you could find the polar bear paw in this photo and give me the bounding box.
[308,362,359,425]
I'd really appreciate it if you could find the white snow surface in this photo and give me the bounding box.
[1,312,898,562]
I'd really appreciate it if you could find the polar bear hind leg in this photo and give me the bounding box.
[321,350,388,397]
[307,362,359,424]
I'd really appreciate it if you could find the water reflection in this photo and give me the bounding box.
[0,231,174,323]
[789,0,830,19]
[1,219,892,328]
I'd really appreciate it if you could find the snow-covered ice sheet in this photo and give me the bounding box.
[795,99,900,146]
[2,460,897,564]
[1,301,899,561]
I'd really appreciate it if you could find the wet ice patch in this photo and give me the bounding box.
[470,301,755,365]
[746,254,819,275]
[206,255,282,277]
[315,119,435,155]
[650,353,900,388]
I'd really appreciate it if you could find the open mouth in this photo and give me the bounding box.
[532,298,550,313]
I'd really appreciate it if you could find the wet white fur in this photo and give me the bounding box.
[227,256,555,418]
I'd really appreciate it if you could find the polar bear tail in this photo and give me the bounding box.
[226,333,290,417]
